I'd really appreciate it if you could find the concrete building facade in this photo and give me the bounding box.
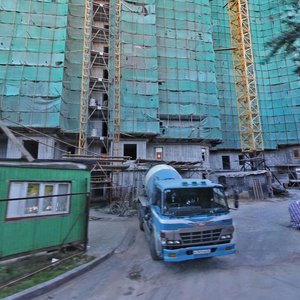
[0,0,299,186]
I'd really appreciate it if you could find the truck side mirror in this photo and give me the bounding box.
[233,190,239,209]
[144,213,150,221]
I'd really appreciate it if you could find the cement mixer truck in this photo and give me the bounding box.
[137,164,238,262]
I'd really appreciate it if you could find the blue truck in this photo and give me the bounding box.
[137,164,238,262]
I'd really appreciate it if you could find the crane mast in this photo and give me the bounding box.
[113,0,121,158]
[227,0,264,166]
[78,0,92,155]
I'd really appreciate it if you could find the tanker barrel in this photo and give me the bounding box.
[144,165,182,203]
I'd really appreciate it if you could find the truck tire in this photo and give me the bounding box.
[139,219,144,231]
[149,233,162,261]
[137,203,144,231]
[110,202,121,215]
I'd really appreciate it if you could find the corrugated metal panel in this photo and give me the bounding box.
[0,163,90,259]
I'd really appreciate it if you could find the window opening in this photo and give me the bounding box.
[155,147,163,160]
[222,156,231,170]
[67,146,75,155]
[23,140,39,159]
[201,148,206,161]
[6,181,71,219]
[25,183,39,214]
[293,149,300,159]
[123,144,137,160]
[238,154,244,165]
[102,122,107,136]
[103,69,108,79]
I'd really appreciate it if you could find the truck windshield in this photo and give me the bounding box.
[163,187,228,216]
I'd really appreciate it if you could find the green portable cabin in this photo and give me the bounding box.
[0,160,90,259]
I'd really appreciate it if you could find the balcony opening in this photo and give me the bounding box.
[23,140,39,159]
[123,144,137,160]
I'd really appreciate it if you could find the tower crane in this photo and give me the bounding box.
[227,0,264,170]
[113,0,121,158]
[78,0,92,155]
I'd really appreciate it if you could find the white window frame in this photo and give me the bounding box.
[6,181,71,219]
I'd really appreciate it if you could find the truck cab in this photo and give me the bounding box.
[138,165,237,262]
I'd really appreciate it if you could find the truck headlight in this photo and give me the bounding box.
[220,234,232,240]
[167,240,181,245]
[160,232,181,246]
[160,231,167,245]
[161,239,167,245]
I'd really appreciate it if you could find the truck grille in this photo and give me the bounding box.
[180,229,222,245]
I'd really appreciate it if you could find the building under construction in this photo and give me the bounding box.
[0,0,299,200]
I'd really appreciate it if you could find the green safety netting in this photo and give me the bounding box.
[110,0,222,140]
[211,0,300,150]
[1,0,299,148]
[0,0,84,131]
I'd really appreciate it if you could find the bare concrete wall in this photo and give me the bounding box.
[209,151,242,171]
[6,136,55,159]
[120,140,147,160]
[146,143,210,167]
[264,147,300,166]
[210,147,300,171]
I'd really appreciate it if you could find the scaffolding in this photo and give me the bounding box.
[0,1,300,180]
[86,0,117,200]
[88,0,110,155]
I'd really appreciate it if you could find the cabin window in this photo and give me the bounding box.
[6,181,71,219]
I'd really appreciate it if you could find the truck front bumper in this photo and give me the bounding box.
[163,242,236,262]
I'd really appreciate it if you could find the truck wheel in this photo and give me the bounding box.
[149,234,162,261]
[137,204,144,231]
[110,202,121,215]
[139,220,144,231]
